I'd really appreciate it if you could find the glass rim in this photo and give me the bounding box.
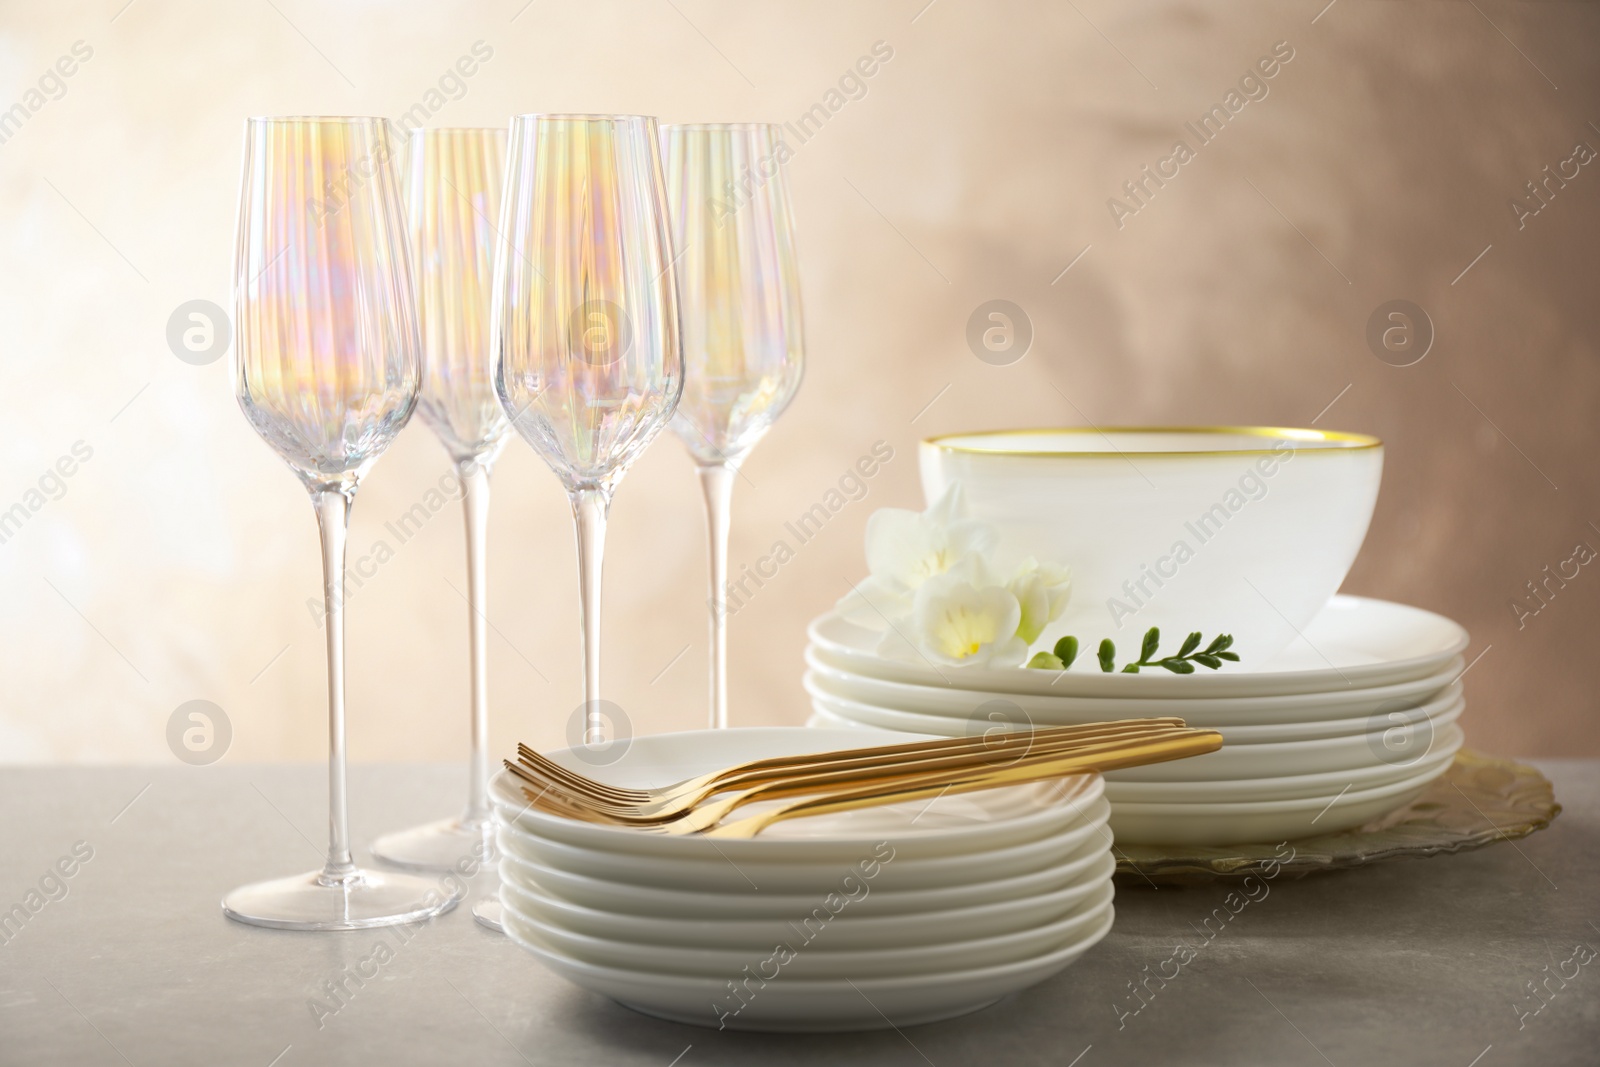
[922,426,1383,458]
[662,122,783,132]
[406,126,509,134]
[245,115,395,125]
[508,113,659,124]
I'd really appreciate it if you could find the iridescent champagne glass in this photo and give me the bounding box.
[661,123,804,729]
[492,114,683,744]
[372,128,509,873]
[226,117,458,929]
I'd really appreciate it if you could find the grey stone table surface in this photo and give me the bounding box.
[0,761,1594,1067]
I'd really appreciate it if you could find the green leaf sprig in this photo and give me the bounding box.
[1025,628,1239,674]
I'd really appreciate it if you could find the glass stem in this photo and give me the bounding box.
[459,459,492,828]
[571,486,611,745]
[313,487,358,886]
[697,463,736,730]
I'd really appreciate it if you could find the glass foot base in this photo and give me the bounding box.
[223,868,460,931]
[472,898,504,933]
[371,817,495,872]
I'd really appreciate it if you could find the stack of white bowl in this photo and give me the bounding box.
[806,428,1472,846]
[492,727,1118,1031]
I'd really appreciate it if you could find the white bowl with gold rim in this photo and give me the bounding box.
[919,427,1383,662]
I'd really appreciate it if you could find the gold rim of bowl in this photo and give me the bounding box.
[922,426,1383,458]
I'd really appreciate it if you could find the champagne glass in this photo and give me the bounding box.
[492,114,683,745]
[661,124,805,729]
[371,128,510,873]
[225,117,457,930]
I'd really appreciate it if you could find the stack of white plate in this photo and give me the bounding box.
[805,595,1470,845]
[491,727,1117,1032]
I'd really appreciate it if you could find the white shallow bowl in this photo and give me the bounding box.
[804,653,1463,726]
[921,427,1383,660]
[500,802,1111,920]
[501,897,1115,1032]
[495,796,1109,895]
[1107,760,1454,845]
[489,728,1105,864]
[810,687,1466,747]
[1103,726,1462,803]
[810,595,1467,698]
[503,879,1115,980]
[499,843,1115,951]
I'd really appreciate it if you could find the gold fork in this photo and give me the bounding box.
[507,720,1193,823]
[511,726,1221,833]
[512,718,1187,809]
[703,730,1222,839]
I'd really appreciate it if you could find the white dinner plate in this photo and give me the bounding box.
[1106,759,1454,845]
[809,595,1469,698]
[495,793,1110,895]
[490,728,1103,863]
[500,800,1110,920]
[502,879,1115,980]
[1107,700,1463,780]
[501,897,1115,1032]
[810,688,1466,746]
[498,844,1115,951]
[1103,726,1462,803]
[804,654,1464,726]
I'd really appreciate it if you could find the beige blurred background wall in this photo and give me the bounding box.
[0,0,1596,765]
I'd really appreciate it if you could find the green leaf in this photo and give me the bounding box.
[1193,654,1222,669]
[1097,639,1116,673]
[1140,628,1161,662]
[1121,663,1140,673]
[1161,658,1196,674]
[1213,634,1234,652]
[1053,636,1080,669]
[1216,651,1240,662]
[1177,631,1202,657]
[1026,651,1065,670]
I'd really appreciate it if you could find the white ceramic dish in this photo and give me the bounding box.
[502,879,1115,980]
[489,728,1104,863]
[803,653,1463,726]
[1107,702,1464,781]
[809,687,1466,747]
[499,804,1111,920]
[498,845,1115,951]
[809,595,1467,697]
[501,896,1115,1031]
[920,427,1383,660]
[495,799,1109,895]
[1106,760,1454,845]
[1103,726,1462,803]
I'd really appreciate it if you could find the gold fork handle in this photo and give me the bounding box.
[702,733,1222,839]
[697,718,1190,797]
[662,727,1209,834]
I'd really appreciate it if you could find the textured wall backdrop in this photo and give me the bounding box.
[0,0,1596,764]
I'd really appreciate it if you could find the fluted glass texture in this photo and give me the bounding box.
[409,128,510,461]
[662,123,804,464]
[492,115,683,493]
[234,117,421,488]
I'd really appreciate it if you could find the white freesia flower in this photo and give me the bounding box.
[910,572,1028,668]
[1009,558,1072,644]
[835,485,998,631]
